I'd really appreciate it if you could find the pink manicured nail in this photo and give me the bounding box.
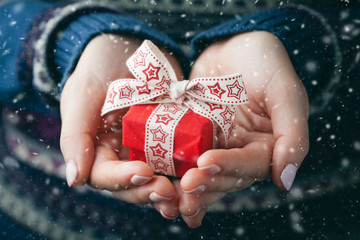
[183,208,201,219]
[280,164,298,191]
[66,160,78,187]
[199,164,221,174]
[183,185,206,194]
[160,209,177,220]
[149,192,172,203]
[130,175,152,185]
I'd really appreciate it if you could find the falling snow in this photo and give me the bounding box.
[0,0,359,239]
[353,141,360,151]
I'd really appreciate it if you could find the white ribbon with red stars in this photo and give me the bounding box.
[101,40,248,176]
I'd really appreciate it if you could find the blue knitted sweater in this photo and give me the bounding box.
[0,1,359,239]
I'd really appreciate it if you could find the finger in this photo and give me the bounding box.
[96,131,124,157]
[155,199,180,220]
[196,140,274,179]
[180,191,225,215]
[60,73,105,188]
[60,35,140,188]
[153,185,180,220]
[176,180,225,228]
[175,182,206,228]
[111,175,176,205]
[97,122,130,160]
[98,108,129,133]
[181,168,255,194]
[89,145,153,190]
[182,209,207,229]
[266,68,310,190]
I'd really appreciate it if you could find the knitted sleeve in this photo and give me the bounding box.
[0,1,51,111]
[190,5,341,115]
[0,1,187,113]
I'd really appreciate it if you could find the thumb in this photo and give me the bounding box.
[267,67,309,191]
[59,34,138,187]
[60,73,105,187]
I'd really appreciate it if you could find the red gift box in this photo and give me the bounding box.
[122,104,214,177]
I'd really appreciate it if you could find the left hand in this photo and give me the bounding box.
[178,31,309,228]
[60,35,183,219]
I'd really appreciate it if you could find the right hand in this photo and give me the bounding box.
[60,34,183,219]
[178,31,309,228]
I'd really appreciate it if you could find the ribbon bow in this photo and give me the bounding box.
[102,40,248,176]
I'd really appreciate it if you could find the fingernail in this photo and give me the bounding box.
[199,164,221,174]
[280,164,298,191]
[160,209,177,220]
[183,208,201,219]
[66,160,78,187]
[130,175,152,185]
[149,192,172,203]
[183,185,206,194]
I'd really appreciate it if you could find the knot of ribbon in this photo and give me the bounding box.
[168,80,189,103]
[101,40,248,176]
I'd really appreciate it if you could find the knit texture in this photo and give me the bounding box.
[53,10,189,91]
[0,1,51,113]
[0,1,359,239]
[0,1,48,95]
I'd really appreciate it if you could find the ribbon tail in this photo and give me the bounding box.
[101,79,167,116]
[126,40,178,87]
[186,74,249,105]
[186,97,237,147]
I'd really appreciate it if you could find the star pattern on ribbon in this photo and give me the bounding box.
[205,102,223,111]
[151,158,169,172]
[118,83,135,100]
[194,83,206,94]
[208,82,226,99]
[107,86,117,104]
[150,143,168,158]
[142,62,160,82]
[220,106,235,125]
[227,81,244,100]
[150,126,169,143]
[155,113,174,125]
[163,104,183,114]
[155,76,171,90]
[133,50,148,68]
[136,84,151,95]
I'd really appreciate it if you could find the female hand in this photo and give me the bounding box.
[60,34,184,219]
[179,31,309,228]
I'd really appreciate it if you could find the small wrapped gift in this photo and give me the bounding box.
[101,40,248,177]
[122,104,215,177]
